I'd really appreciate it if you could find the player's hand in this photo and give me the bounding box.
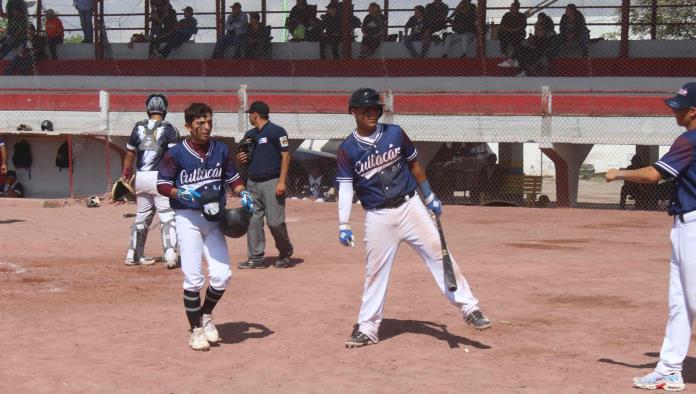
[176,188,201,203]
[424,194,443,216]
[237,151,248,164]
[338,224,355,247]
[240,190,254,213]
[122,167,133,179]
[275,181,286,196]
[605,169,620,182]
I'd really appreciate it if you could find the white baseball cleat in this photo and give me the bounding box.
[633,371,685,391]
[189,327,211,351]
[124,256,156,266]
[201,314,220,343]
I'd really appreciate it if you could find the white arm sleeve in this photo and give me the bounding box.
[338,182,354,225]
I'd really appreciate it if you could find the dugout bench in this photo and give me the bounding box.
[481,174,543,207]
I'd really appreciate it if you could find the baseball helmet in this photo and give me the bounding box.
[198,188,222,222]
[41,119,54,131]
[348,88,383,116]
[145,93,168,118]
[220,207,251,238]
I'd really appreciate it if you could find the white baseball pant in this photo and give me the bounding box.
[357,196,480,342]
[175,209,232,292]
[655,211,696,375]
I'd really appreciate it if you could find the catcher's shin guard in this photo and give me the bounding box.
[161,216,177,262]
[127,212,154,262]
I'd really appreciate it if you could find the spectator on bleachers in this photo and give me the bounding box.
[0,0,28,60]
[44,9,64,59]
[73,0,94,43]
[510,21,551,76]
[5,24,46,75]
[156,6,197,59]
[212,2,248,59]
[319,2,342,59]
[147,0,177,57]
[442,0,477,58]
[536,12,555,37]
[286,0,315,41]
[245,12,271,59]
[358,2,386,59]
[551,3,590,57]
[0,170,24,198]
[403,6,425,58]
[496,1,527,68]
[420,0,449,58]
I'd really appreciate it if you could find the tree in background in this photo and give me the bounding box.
[629,0,696,39]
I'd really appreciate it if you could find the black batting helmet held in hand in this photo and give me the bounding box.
[145,93,168,118]
[221,208,251,238]
[199,188,222,222]
[348,88,383,116]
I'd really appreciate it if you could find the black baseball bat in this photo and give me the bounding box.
[435,215,457,292]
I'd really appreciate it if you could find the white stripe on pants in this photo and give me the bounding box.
[357,196,480,342]
[175,209,232,292]
[656,215,696,375]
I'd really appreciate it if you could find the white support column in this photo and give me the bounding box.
[238,84,249,134]
[383,88,394,124]
[99,90,110,132]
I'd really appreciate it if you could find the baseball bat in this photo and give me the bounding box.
[435,215,457,292]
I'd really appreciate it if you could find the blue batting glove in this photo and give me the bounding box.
[176,187,201,203]
[338,224,355,247]
[240,190,254,213]
[425,194,443,216]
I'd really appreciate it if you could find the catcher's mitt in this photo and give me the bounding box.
[111,176,135,202]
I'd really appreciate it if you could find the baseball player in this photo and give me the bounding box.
[0,137,7,175]
[157,102,254,351]
[337,88,491,348]
[607,82,696,391]
[123,93,180,268]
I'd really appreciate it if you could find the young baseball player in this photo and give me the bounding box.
[607,82,696,391]
[157,102,254,351]
[337,88,491,348]
[123,94,180,268]
[0,137,7,175]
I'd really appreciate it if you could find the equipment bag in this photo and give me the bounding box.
[56,141,70,172]
[12,139,32,178]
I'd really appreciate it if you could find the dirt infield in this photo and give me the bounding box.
[0,198,684,393]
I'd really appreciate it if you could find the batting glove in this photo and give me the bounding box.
[176,187,201,203]
[240,190,254,214]
[338,224,355,247]
[424,193,442,216]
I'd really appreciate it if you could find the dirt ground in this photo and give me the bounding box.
[0,198,686,393]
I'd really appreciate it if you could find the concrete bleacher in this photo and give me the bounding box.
[38,39,696,60]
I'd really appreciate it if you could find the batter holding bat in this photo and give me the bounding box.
[337,88,491,348]
[607,82,696,391]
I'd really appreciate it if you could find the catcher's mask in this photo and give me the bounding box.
[86,196,101,208]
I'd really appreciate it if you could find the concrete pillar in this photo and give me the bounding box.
[498,142,524,174]
[636,145,659,164]
[540,143,594,207]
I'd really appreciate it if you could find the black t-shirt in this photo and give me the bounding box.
[321,13,342,37]
[424,1,449,32]
[500,11,527,34]
[450,4,477,34]
[243,121,290,180]
[405,16,424,37]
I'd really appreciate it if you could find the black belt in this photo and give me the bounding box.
[374,191,416,210]
[249,175,279,183]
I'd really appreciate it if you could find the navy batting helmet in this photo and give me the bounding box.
[348,88,383,116]
[221,208,251,238]
[41,119,54,131]
[145,93,168,118]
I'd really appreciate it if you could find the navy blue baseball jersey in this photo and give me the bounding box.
[243,121,289,181]
[336,123,418,210]
[157,139,242,210]
[127,120,179,171]
[654,128,696,215]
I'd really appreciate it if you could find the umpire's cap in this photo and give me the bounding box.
[348,88,383,113]
[41,119,54,131]
[665,82,696,110]
[246,101,270,117]
[146,93,168,117]
[221,207,251,238]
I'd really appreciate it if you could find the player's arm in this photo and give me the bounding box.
[607,136,692,184]
[336,147,356,247]
[276,131,291,196]
[225,151,254,213]
[605,166,662,184]
[123,125,140,178]
[401,129,442,215]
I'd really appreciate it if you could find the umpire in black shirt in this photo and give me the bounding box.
[237,101,294,268]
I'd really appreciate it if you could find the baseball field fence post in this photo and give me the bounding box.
[238,84,249,133]
[68,134,74,198]
[100,90,111,191]
[383,88,394,124]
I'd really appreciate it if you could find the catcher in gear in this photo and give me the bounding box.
[122,93,181,268]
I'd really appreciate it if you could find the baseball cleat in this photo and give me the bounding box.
[345,329,374,348]
[633,371,685,391]
[466,310,492,330]
[139,256,157,266]
[165,258,179,269]
[201,314,220,344]
[237,259,268,269]
[189,327,211,351]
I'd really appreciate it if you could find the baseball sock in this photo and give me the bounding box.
[183,290,202,329]
[201,286,225,315]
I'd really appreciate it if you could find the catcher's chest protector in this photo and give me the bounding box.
[138,121,164,153]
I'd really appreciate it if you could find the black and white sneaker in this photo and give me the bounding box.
[345,328,374,348]
[237,259,267,269]
[466,310,492,330]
